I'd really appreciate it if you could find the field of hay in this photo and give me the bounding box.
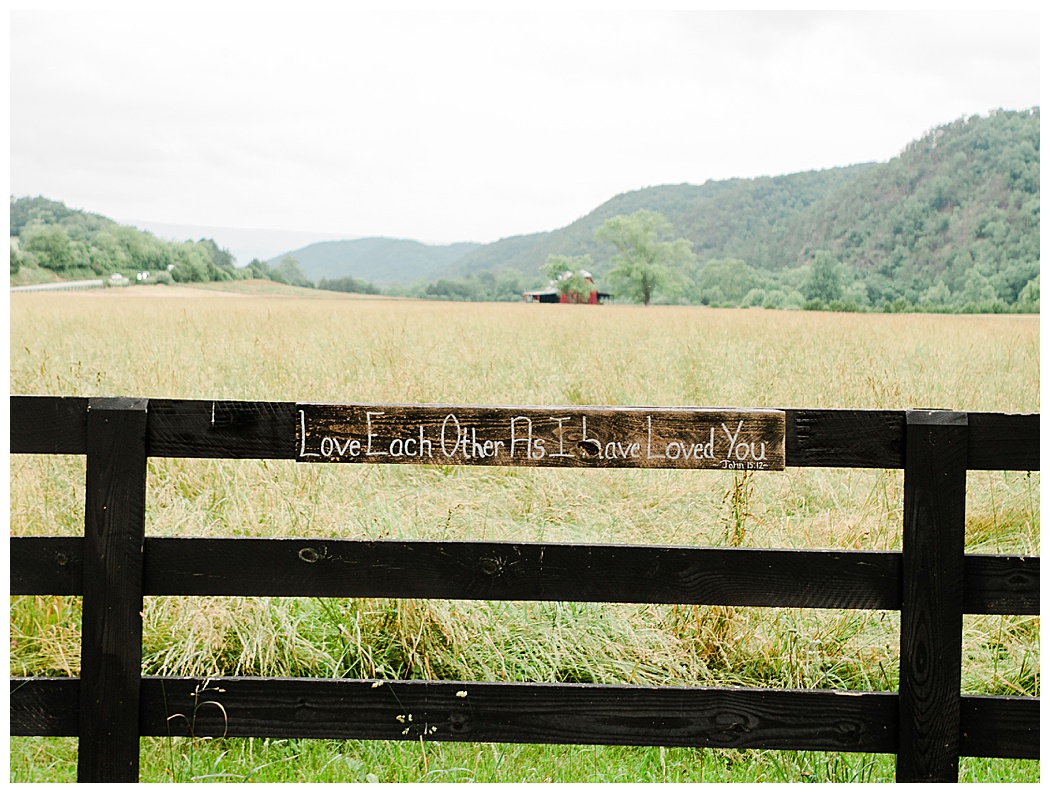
[9,287,1040,782]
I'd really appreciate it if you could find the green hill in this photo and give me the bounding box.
[268,238,482,285]
[412,108,1040,310]
[787,108,1040,304]
[447,172,873,283]
[13,108,1038,312]
[9,196,312,289]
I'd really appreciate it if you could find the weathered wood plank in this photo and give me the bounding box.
[967,412,1040,471]
[146,399,297,459]
[296,404,786,470]
[11,397,1040,472]
[11,537,1039,616]
[12,676,1038,761]
[78,398,149,783]
[141,539,897,609]
[785,409,905,469]
[138,676,899,752]
[962,555,1039,615]
[10,536,84,595]
[897,410,968,783]
[10,395,88,454]
[959,694,1040,760]
[10,677,79,737]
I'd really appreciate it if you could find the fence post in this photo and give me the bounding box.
[896,410,968,782]
[78,398,149,782]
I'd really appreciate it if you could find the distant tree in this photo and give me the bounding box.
[696,258,765,306]
[21,223,75,271]
[595,210,694,306]
[541,254,594,302]
[922,280,952,307]
[319,276,381,295]
[196,238,237,272]
[742,288,766,308]
[170,242,213,282]
[804,251,844,303]
[957,267,998,308]
[1016,275,1039,312]
[762,289,786,309]
[92,226,172,274]
[244,259,271,279]
[10,240,24,274]
[10,195,75,236]
[246,255,313,287]
[425,278,475,301]
[274,255,314,288]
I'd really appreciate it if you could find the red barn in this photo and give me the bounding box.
[523,271,611,304]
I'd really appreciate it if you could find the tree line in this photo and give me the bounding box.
[422,108,1040,313]
[10,109,1038,313]
[10,196,315,288]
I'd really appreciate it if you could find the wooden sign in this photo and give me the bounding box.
[296,404,786,470]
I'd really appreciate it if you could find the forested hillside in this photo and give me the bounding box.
[791,109,1040,306]
[9,196,311,288]
[11,108,1038,312]
[390,108,1039,312]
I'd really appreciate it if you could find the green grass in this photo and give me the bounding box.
[9,292,1039,782]
[9,736,1039,783]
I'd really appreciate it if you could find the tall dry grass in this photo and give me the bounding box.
[9,289,1039,780]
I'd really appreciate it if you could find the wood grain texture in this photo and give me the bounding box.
[9,395,88,454]
[966,412,1040,471]
[137,676,899,753]
[959,694,1040,760]
[297,403,786,470]
[11,537,1038,616]
[78,398,149,783]
[10,396,1039,471]
[785,408,905,468]
[147,399,296,459]
[962,554,1040,615]
[897,411,968,783]
[6,396,1041,781]
[11,676,1037,761]
[10,677,79,737]
[10,536,84,595]
[140,539,895,608]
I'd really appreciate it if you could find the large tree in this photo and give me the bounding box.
[594,210,694,306]
[804,250,845,304]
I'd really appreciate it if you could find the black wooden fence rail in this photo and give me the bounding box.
[9,396,1040,782]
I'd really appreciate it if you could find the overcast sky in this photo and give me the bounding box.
[9,7,1042,260]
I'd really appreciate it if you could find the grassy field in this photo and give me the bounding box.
[9,286,1040,782]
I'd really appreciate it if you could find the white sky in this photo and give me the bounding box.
[8,6,1043,253]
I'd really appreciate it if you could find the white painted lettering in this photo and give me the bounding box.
[320,436,335,457]
[440,414,462,458]
[646,415,666,459]
[721,420,744,460]
[549,417,574,458]
[298,410,320,457]
[366,411,388,456]
[509,417,532,459]
[531,437,546,459]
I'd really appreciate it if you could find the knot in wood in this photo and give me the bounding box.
[578,440,600,457]
[449,711,470,732]
[298,547,323,564]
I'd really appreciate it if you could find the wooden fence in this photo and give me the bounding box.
[9,396,1040,782]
